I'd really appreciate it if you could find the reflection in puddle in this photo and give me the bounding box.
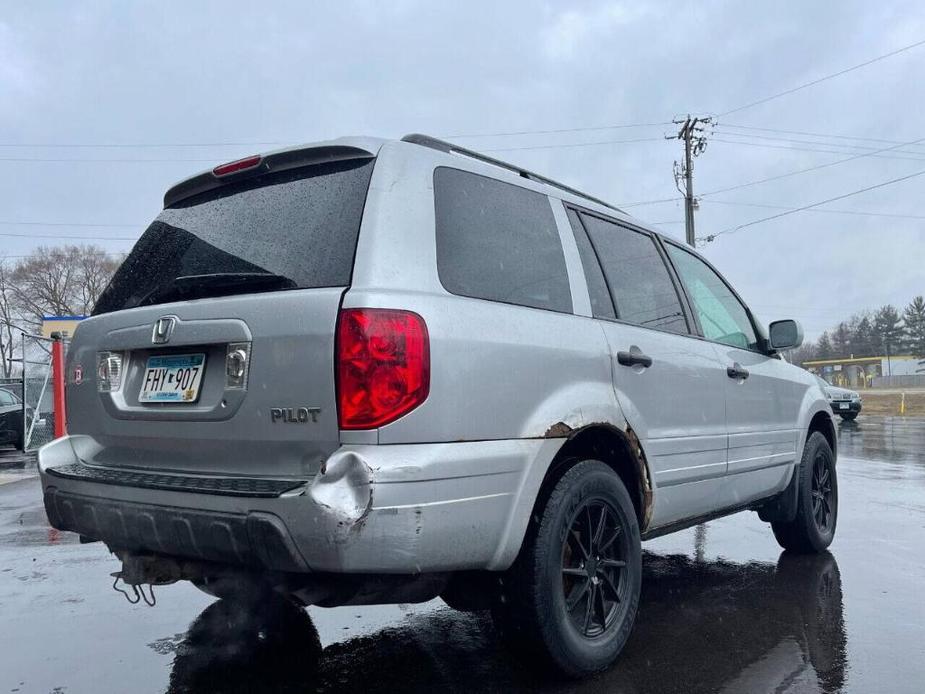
[164,551,846,694]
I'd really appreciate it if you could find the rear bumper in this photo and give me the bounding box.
[39,435,561,574]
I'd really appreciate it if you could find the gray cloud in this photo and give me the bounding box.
[1,0,923,338]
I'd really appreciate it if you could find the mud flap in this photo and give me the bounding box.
[757,464,800,523]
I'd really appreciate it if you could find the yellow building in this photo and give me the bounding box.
[803,354,920,388]
[40,316,86,340]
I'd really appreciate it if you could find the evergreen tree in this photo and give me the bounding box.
[873,305,904,357]
[903,295,925,358]
[831,322,852,357]
[853,315,875,357]
[816,331,833,359]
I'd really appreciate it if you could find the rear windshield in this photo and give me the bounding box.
[94,157,375,314]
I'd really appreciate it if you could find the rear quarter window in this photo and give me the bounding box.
[434,167,572,313]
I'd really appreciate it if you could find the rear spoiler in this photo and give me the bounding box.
[163,144,377,208]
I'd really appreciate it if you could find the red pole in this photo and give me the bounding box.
[51,334,67,439]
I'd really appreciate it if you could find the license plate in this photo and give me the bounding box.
[139,354,206,403]
[839,402,849,410]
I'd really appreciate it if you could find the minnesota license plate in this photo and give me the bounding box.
[139,354,206,403]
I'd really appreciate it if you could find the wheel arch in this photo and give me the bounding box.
[808,409,837,460]
[533,423,653,533]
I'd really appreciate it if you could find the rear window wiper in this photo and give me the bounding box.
[136,272,296,306]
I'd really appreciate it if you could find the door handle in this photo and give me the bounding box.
[617,351,653,368]
[727,363,750,380]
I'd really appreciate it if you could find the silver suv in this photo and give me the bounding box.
[39,134,838,677]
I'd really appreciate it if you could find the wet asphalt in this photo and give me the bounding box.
[1,417,923,694]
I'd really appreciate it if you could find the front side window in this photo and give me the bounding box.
[665,243,759,350]
[580,214,688,334]
[434,168,572,313]
[0,390,15,406]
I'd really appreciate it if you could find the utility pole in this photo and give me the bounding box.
[668,115,713,247]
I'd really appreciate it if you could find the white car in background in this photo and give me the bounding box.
[815,376,862,421]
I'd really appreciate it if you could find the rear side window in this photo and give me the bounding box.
[580,214,688,334]
[94,157,375,314]
[565,208,616,319]
[434,168,572,313]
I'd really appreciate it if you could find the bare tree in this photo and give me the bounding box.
[0,258,22,378]
[9,245,121,329]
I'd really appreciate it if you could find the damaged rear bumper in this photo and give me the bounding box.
[39,435,561,574]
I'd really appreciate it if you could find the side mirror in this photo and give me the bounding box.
[768,319,804,351]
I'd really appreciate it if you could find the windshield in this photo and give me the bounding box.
[93,157,375,314]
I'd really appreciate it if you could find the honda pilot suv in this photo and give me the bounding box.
[39,134,838,677]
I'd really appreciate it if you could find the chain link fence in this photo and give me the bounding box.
[21,335,66,451]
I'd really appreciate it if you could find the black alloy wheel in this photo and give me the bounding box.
[810,451,834,533]
[561,500,630,638]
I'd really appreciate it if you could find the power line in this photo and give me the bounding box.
[1,251,128,259]
[482,136,664,153]
[0,137,673,161]
[706,198,925,221]
[0,140,283,149]
[710,137,925,162]
[0,156,218,163]
[720,122,925,149]
[0,220,140,228]
[700,133,925,197]
[442,121,672,139]
[712,128,925,158]
[717,37,925,116]
[701,167,925,242]
[0,230,136,240]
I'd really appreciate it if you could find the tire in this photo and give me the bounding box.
[492,460,641,678]
[839,412,857,421]
[772,432,838,553]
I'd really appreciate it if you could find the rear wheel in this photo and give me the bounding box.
[772,432,837,553]
[492,460,641,677]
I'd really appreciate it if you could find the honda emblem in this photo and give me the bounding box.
[152,316,177,345]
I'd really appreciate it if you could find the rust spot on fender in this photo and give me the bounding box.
[544,421,574,438]
[625,426,654,530]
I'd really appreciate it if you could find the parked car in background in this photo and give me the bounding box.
[815,376,862,421]
[0,388,32,451]
[39,134,839,677]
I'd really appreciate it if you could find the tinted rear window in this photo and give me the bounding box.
[94,157,375,314]
[434,167,572,313]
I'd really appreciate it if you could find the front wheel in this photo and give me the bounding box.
[492,460,641,677]
[772,431,838,553]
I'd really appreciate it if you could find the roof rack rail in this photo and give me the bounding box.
[401,133,624,214]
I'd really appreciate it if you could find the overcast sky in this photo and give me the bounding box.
[2,1,924,339]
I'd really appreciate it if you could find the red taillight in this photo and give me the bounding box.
[212,155,262,177]
[336,308,430,430]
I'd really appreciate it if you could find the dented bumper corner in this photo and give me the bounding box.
[39,435,561,574]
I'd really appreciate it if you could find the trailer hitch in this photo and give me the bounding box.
[111,574,157,606]
[110,553,186,607]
